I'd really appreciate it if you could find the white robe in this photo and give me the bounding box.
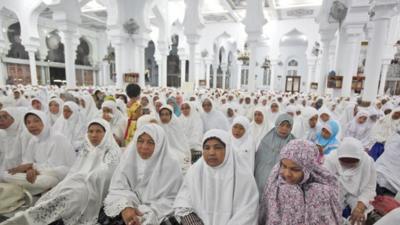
[174,129,259,225]
[231,116,256,172]
[101,100,128,144]
[0,107,31,181]
[179,102,203,152]
[376,132,400,193]
[104,124,183,225]
[324,137,376,212]
[9,118,121,225]
[200,98,230,132]
[250,107,270,149]
[52,101,86,151]
[2,110,75,195]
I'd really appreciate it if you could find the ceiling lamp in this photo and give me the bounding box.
[329,1,348,26]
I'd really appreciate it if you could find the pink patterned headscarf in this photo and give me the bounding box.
[260,139,342,225]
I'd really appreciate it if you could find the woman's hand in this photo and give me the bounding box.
[121,207,143,225]
[26,168,39,184]
[349,202,366,225]
[8,163,33,174]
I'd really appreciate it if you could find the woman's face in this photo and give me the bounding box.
[49,101,60,114]
[254,111,264,125]
[280,158,304,185]
[277,121,291,138]
[320,113,330,122]
[25,114,44,136]
[159,109,172,124]
[357,116,367,124]
[202,100,212,113]
[137,133,155,159]
[88,123,105,146]
[63,106,73,119]
[321,128,331,139]
[339,157,360,169]
[271,103,279,113]
[203,138,226,167]
[181,103,191,117]
[167,99,174,107]
[232,123,246,139]
[141,97,149,107]
[309,115,318,128]
[227,108,234,118]
[31,99,42,110]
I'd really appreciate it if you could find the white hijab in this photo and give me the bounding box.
[344,110,371,146]
[80,95,99,122]
[179,102,204,151]
[23,110,75,181]
[369,107,400,143]
[250,107,270,149]
[0,107,31,177]
[298,106,319,141]
[200,98,230,133]
[101,100,128,141]
[158,105,191,171]
[375,131,400,193]
[48,98,64,126]
[231,116,256,171]
[324,137,376,207]
[104,124,183,223]
[174,129,259,225]
[52,101,86,150]
[29,118,121,225]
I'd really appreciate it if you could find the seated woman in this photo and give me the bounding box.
[2,119,121,225]
[103,124,183,225]
[174,129,259,225]
[324,137,377,225]
[315,120,340,160]
[255,114,295,194]
[2,110,75,196]
[47,98,64,126]
[250,107,270,149]
[52,101,86,152]
[375,130,400,196]
[200,98,230,133]
[343,110,372,148]
[230,116,256,172]
[179,102,204,164]
[101,100,128,147]
[298,106,320,142]
[260,139,342,225]
[158,105,191,172]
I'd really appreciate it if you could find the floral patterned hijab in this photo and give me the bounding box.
[261,139,342,225]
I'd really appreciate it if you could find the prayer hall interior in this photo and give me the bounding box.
[0,0,400,225]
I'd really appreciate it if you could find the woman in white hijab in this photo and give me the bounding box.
[343,110,372,148]
[339,102,358,131]
[52,101,86,152]
[298,106,320,142]
[30,97,48,112]
[2,110,75,196]
[200,98,230,133]
[48,98,64,126]
[324,137,376,225]
[286,105,303,138]
[179,102,204,163]
[0,107,31,181]
[251,107,270,149]
[230,116,256,172]
[158,105,191,172]
[174,129,259,225]
[375,130,400,196]
[2,119,120,225]
[266,100,280,127]
[101,100,128,147]
[103,124,183,225]
[79,95,99,122]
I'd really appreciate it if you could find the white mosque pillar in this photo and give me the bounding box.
[378,59,391,96]
[134,35,148,88]
[221,63,228,90]
[26,49,38,86]
[0,16,7,87]
[157,41,168,87]
[213,64,218,89]
[180,57,187,88]
[242,0,266,92]
[306,60,315,93]
[362,1,398,103]
[60,27,79,89]
[205,59,212,88]
[317,28,335,95]
[187,36,199,88]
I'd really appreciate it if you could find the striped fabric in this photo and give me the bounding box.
[181,213,204,225]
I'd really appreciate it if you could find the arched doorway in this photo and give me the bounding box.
[167,34,181,87]
[145,40,158,86]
